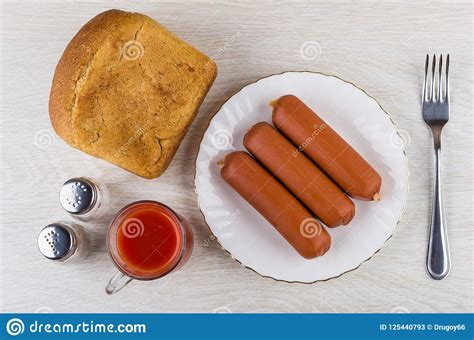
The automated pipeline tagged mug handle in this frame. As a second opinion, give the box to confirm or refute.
[106,272,133,295]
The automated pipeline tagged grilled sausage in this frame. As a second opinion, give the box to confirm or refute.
[271,95,382,201]
[244,122,355,227]
[220,151,331,259]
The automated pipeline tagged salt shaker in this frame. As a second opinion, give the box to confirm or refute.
[59,177,109,221]
[37,223,89,262]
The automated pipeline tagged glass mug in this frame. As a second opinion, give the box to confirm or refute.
[106,200,193,294]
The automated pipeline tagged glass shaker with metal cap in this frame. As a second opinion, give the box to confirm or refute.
[37,222,89,262]
[59,177,109,221]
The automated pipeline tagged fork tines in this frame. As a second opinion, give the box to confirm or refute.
[423,54,450,103]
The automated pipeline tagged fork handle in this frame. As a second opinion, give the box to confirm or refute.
[426,147,451,280]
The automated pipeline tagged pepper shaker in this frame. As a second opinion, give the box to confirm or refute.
[37,223,89,262]
[59,177,109,221]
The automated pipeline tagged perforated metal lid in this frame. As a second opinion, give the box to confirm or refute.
[38,223,76,260]
[59,178,97,215]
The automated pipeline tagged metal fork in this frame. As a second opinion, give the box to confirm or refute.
[422,54,450,280]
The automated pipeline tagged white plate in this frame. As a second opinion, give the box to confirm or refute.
[195,71,408,282]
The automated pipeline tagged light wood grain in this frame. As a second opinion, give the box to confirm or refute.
[0,0,472,313]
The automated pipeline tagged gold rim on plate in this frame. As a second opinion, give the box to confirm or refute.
[193,70,410,284]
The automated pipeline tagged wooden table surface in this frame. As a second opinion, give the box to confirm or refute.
[1,0,472,313]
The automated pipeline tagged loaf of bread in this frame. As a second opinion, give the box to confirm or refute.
[49,9,217,179]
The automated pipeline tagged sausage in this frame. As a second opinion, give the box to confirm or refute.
[243,122,355,227]
[220,151,331,259]
[271,95,382,201]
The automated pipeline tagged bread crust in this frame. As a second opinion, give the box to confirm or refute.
[49,9,217,179]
